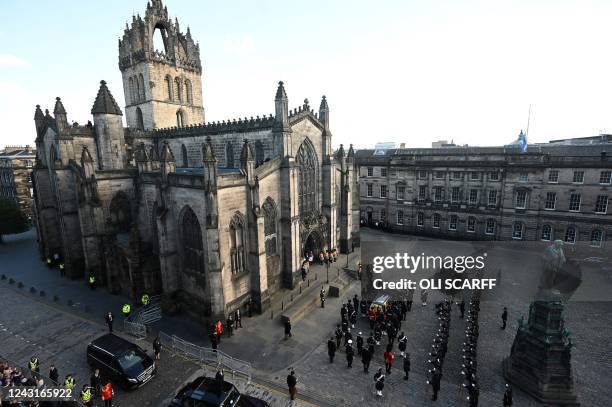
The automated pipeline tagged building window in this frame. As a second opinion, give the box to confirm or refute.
[381,168,387,177]
[185,79,193,104]
[180,206,205,275]
[229,213,246,273]
[397,210,404,225]
[417,212,424,227]
[397,185,405,200]
[176,110,185,127]
[512,222,524,239]
[470,172,480,181]
[432,213,440,228]
[380,185,388,198]
[515,190,527,209]
[564,227,576,244]
[595,195,608,214]
[488,190,497,207]
[541,224,552,241]
[453,171,462,180]
[449,215,457,230]
[572,171,584,183]
[297,140,318,216]
[590,229,603,247]
[263,198,278,256]
[181,144,188,167]
[434,187,443,203]
[435,171,445,179]
[380,209,386,223]
[544,192,556,210]
[174,77,183,101]
[467,217,476,232]
[165,75,173,100]
[519,172,528,182]
[128,77,135,104]
[489,171,499,181]
[367,184,373,197]
[418,170,427,180]
[138,74,145,101]
[548,170,559,183]
[136,107,144,130]
[418,185,427,201]
[569,193,581,212]
[367,167,373,177]
[226,143,234,168]
[451,187,461,203]
[485,219,495,235]
[469,189,478,205]
[600,171,612,184]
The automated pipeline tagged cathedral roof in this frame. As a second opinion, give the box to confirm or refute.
[275,81,287,100]
[91,80,123,116]
[34,105,44,121]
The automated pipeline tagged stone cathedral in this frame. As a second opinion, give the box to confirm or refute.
[31,0,360,321]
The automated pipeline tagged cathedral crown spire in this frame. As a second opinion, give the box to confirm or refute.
[53,97,67,115]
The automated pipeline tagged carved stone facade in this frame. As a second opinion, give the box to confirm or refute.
[31,0,359,323]
[0,145,36,215]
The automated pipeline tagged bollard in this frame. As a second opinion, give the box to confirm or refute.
[315,273,318,281]
[9,278,14,284]
[271,311,274,319]
[30,287,37,294]
[308,279,310,287]
[53,295,59,302]
[291,294,293,302]
[39,291,45,297]
[1,274,5,280]
[17,282,24,288]
[299,285,302,294]
[281,301,284,310]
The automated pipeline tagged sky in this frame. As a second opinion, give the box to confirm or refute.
[2,0,612,149]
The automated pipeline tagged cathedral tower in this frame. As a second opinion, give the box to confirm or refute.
[118,0,204,130]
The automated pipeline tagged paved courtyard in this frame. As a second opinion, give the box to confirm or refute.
[1,228,611,406]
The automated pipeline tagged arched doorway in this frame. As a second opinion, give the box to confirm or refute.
[303,230,323,259]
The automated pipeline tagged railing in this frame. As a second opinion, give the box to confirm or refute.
[158,332,252,383]
[123,318,147,340]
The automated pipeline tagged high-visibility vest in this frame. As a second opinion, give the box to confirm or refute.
[46,258,52,264]
[88,276,95,284]
[141,294,150,305]
[29,358,39,369]
[122,304,131,314]
[59,264,65,270]
[81,388,92,402]
[64,377,74,389]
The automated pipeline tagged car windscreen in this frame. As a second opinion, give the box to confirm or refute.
[117,348,147,371]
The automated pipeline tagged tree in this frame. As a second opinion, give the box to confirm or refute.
[0,197,29,243]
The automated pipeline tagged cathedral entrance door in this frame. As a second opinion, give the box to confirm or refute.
[304,231,323,259]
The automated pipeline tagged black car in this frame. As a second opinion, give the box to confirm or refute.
[169,376,270,407]
[87,333,156,390]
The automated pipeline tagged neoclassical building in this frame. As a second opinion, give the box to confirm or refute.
[31,0,359,321]
[356,136,611,248]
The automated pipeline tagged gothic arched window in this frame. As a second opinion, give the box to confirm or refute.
[229,212,246,274]
[255,141,264,165]
[176,110,185,127]
[262,198,277,256]
[180,206,205,275]
[138,74,145,101]
[135,76,141,103]
[136,107,144,130]
[165,75,173,100]
[181,144,188,167]
[129,77,135,104]
[225,143,234,168]
[297,139,318,216]
[174,77,182,102]
[185,79,193,104]
[109,191,132,233]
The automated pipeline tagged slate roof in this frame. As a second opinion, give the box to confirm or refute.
[91,80,123,116]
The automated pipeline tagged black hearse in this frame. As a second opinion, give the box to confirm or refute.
[86,333,156,389]
[169,376,270,407]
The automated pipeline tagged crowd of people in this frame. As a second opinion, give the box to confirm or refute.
[461,294,480,406]
[0,356,116,407]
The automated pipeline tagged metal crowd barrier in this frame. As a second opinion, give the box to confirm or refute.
[123,318,147,340]
[157,332,252,383]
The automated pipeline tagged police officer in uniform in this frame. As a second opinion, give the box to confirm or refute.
[59,262,66,277]
[345,339,354,368]
[29,356,40,375]
[327,336,336,363]
[88,274,96,290]
[81,384,93,406]
[503,383,513,406]
[64,374,75,390]
[48,365,59,385]
[361,347,371,373]
[105,311,114,332]
[122,303,131,319]
[141,293,150,308]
